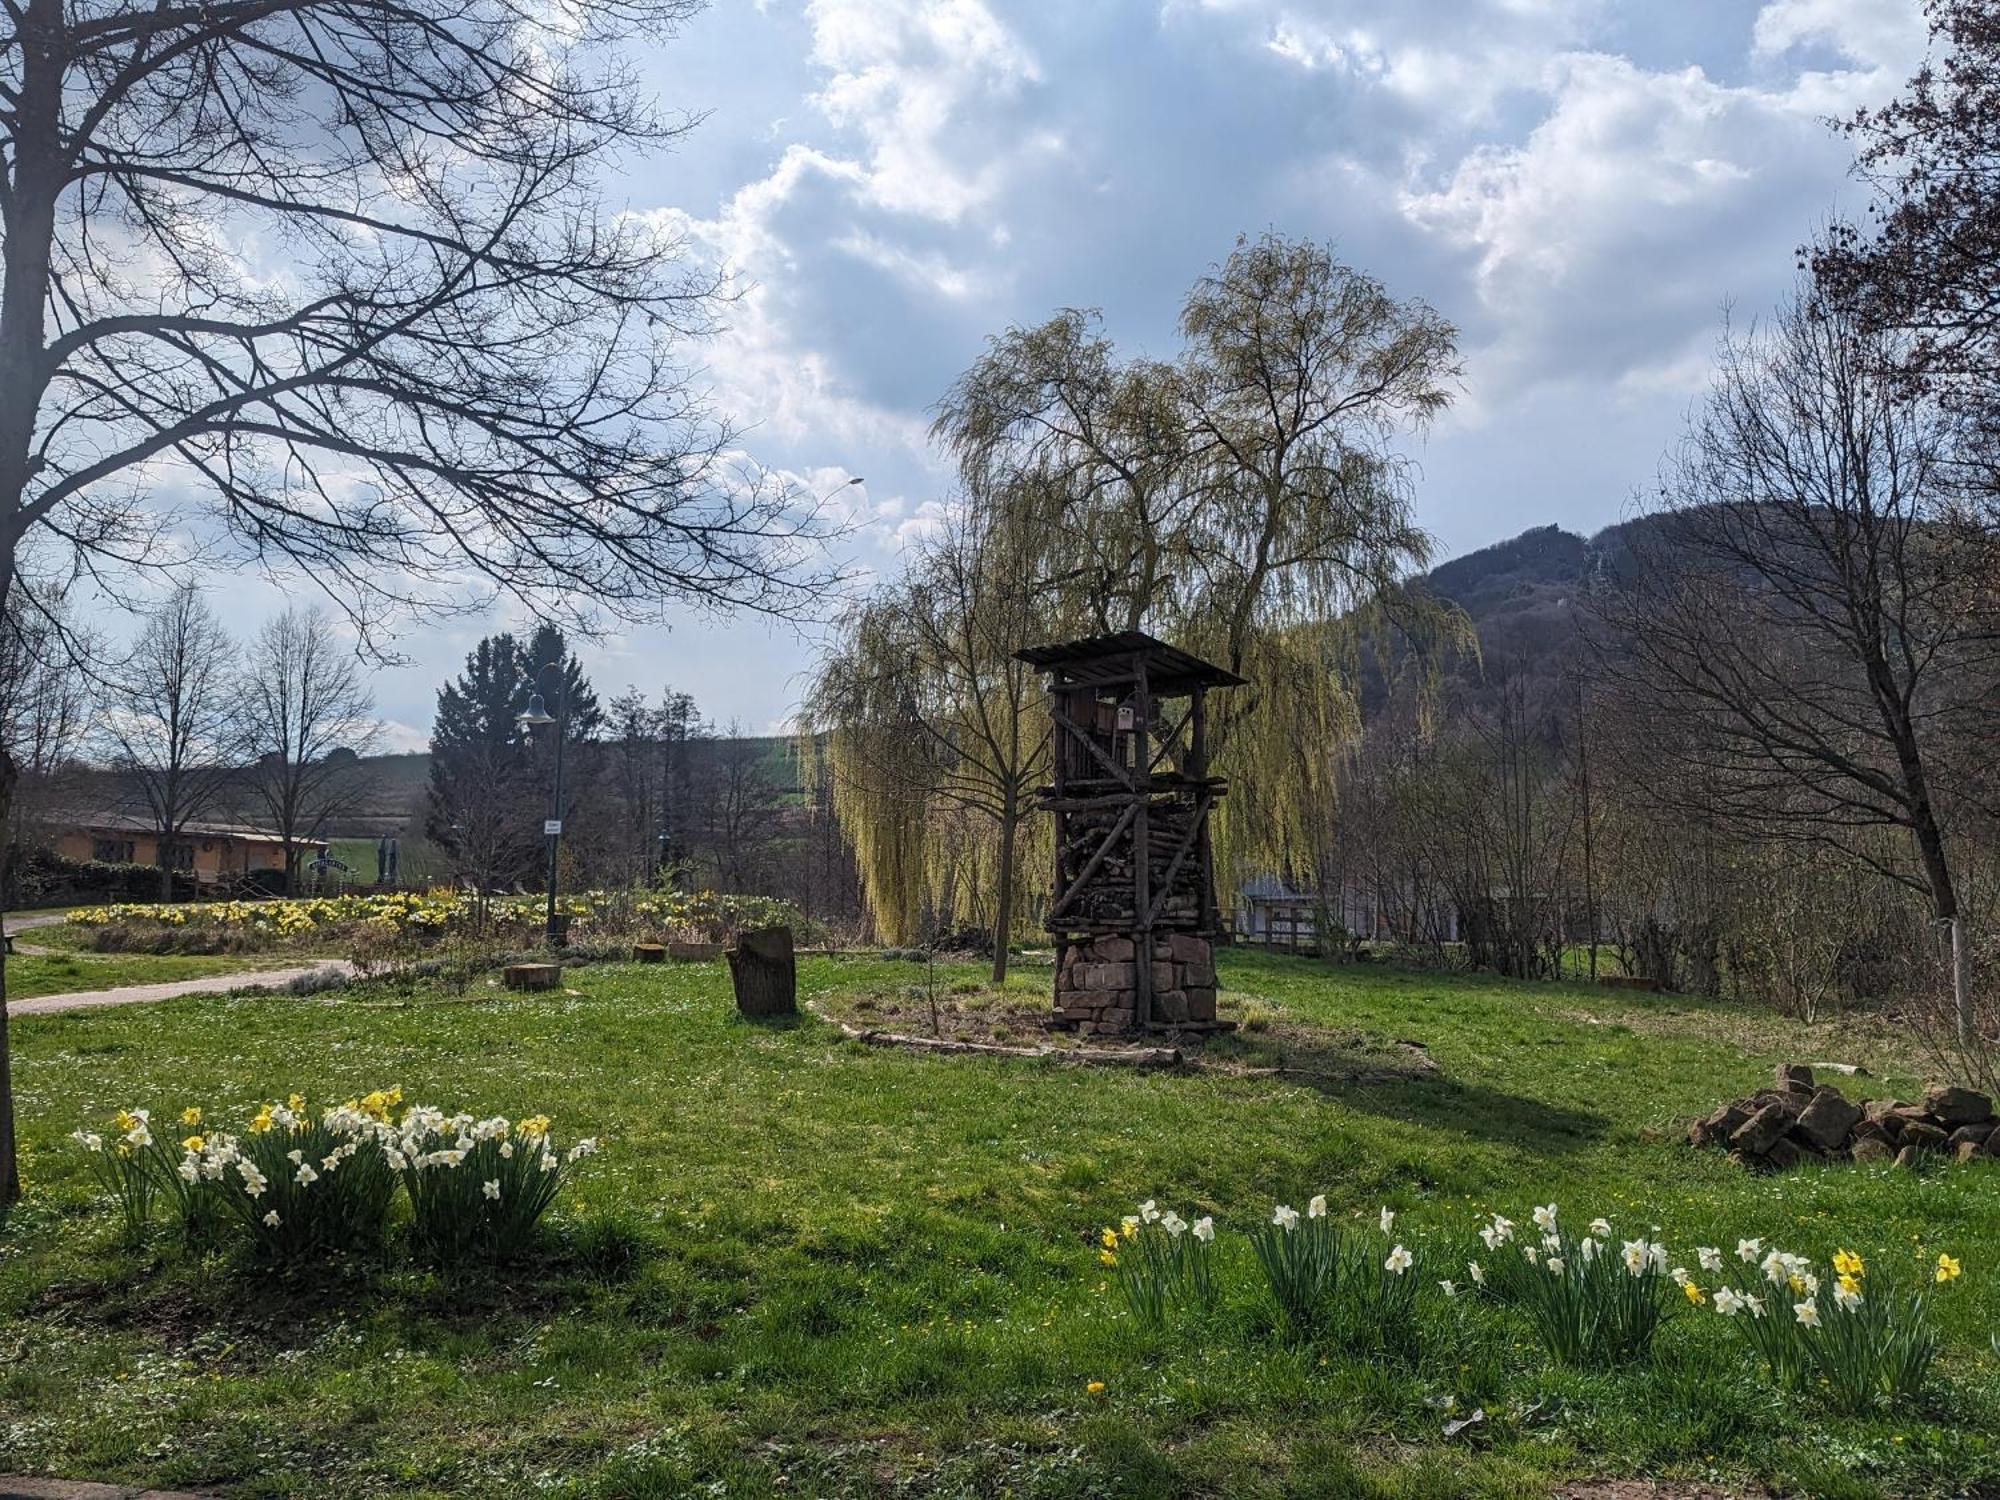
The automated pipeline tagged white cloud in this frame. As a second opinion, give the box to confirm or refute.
[804,0,1040,222]
[1751,0,1927,74]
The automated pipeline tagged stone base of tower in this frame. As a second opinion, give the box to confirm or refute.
[1053,933,1218,1034]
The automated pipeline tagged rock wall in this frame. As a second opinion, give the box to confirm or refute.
[1055,932,1217,1034]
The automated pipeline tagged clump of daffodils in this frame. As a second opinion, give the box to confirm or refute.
[71,1109,156,1243]
[1707,1239,1951,1411]
[1471,1205,1673,1368]
[1245,1196,1419,1354]
[395,1106,600,1262]
[1099,1200,1217,1325]
[71,1089,599,1266]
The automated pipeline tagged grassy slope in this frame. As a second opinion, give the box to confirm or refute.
[1,952,1995,1499]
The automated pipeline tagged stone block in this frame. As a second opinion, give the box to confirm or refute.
[1895,1145,1924,1169]
[1957,1140,1988,1163]
[1093,935,1135,963]
[1185,986,1217,1021]
[1167,934,1209,963]
[1083,961,1135,991]
[1730,1103,1793,1155]
[1151,961,1176,991]
[1748,1089,1806,1120]
[1988,1123,2000,1156]
[1762,1137,1803,1170]
[1850,1136,1895,1164]
[1690,1102,1750,1148]
[1948,1124,1991,1152]
[1923,1085,1993,1127]
[1154,989,1189,1023]
[1775,1062,1815,1092]
[1900,1120,1950,1154]
[1794,1086,1863,1151]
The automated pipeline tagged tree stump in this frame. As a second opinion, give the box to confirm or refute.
[727,926,796,1018]
[633,943,666,963]
[503,963,562,992]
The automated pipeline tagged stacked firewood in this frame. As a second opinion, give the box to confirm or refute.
[1057,801,1203,925]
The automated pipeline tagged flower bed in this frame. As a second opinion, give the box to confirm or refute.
[73,1089,598,1264]
[67,887,798,953]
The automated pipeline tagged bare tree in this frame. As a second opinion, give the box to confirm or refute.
[0,0,834,1205]
[0,582,93,851]
[1595,291,2000,1041]
[240,608,381,891]
[98,587,240,898]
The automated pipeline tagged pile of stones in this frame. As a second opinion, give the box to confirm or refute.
[1689,1063,1999,1171]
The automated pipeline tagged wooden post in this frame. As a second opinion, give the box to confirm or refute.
[1132,655,1152,1030]
[727,925,797,1018]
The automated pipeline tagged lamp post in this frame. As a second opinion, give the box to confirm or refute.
[518,662,569,951]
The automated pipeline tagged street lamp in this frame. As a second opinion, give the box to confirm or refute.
[518,664,568,951]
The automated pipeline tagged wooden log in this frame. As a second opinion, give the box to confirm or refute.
[503,962,562,992]
[633,942,666,963]
[829,1018,1183,1069]
[727,925,797,1017]
[667,940,724,962]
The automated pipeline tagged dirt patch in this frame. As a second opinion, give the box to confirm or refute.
[814,981,1438,1088]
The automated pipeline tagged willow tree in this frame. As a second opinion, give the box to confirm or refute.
[926,233,1462,895]
[801,509,1050,977]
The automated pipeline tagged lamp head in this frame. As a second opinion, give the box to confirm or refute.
[519,692,556,728]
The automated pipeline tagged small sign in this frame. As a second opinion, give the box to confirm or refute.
[543,818,563,836]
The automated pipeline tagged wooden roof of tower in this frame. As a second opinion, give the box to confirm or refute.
[1013,630,1246,694]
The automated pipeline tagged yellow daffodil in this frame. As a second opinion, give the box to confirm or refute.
[1936,1253,1962,1283]
[1087,1380,1106,1394]
[1100,1228,1119,1251]
[1832,1249,1864,1278]
[180,1106,202,1127]
[249,1107,274,1134]
[1121,1222,1137,1241]
[1683,1281,1705,1306]
[1837,1272,1862,1298]
[1099,1249,1118,1267]
[182,1135,205,1153]
[286,1093,306,1114]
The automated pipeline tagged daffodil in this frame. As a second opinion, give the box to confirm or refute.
[1272,1204,1300,1231]
[1683,1281,1705,1305]
[1794,1300,1821,1327]
[1936,1253,1962,1283]
[1385,1244,1412,1275]
[1833,1248,1864,1278]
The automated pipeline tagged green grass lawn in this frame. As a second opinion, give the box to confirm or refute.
[2,952,1996,1498]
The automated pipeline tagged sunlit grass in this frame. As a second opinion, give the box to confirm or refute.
[1,951,1995,1498]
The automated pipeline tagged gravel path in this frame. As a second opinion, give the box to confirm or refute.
[9,960,355,1016]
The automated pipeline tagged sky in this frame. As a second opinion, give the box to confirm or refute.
[205,0,1930,751]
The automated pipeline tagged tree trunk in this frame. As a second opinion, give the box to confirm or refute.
[727,925,796,1018]
[0,743,20,1206]
[990,790,1017,984]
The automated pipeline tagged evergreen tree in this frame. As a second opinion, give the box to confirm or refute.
[522,623,604,742]
[426,634,538,887]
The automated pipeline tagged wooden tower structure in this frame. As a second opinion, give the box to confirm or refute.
[1015,631,1245,1033]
